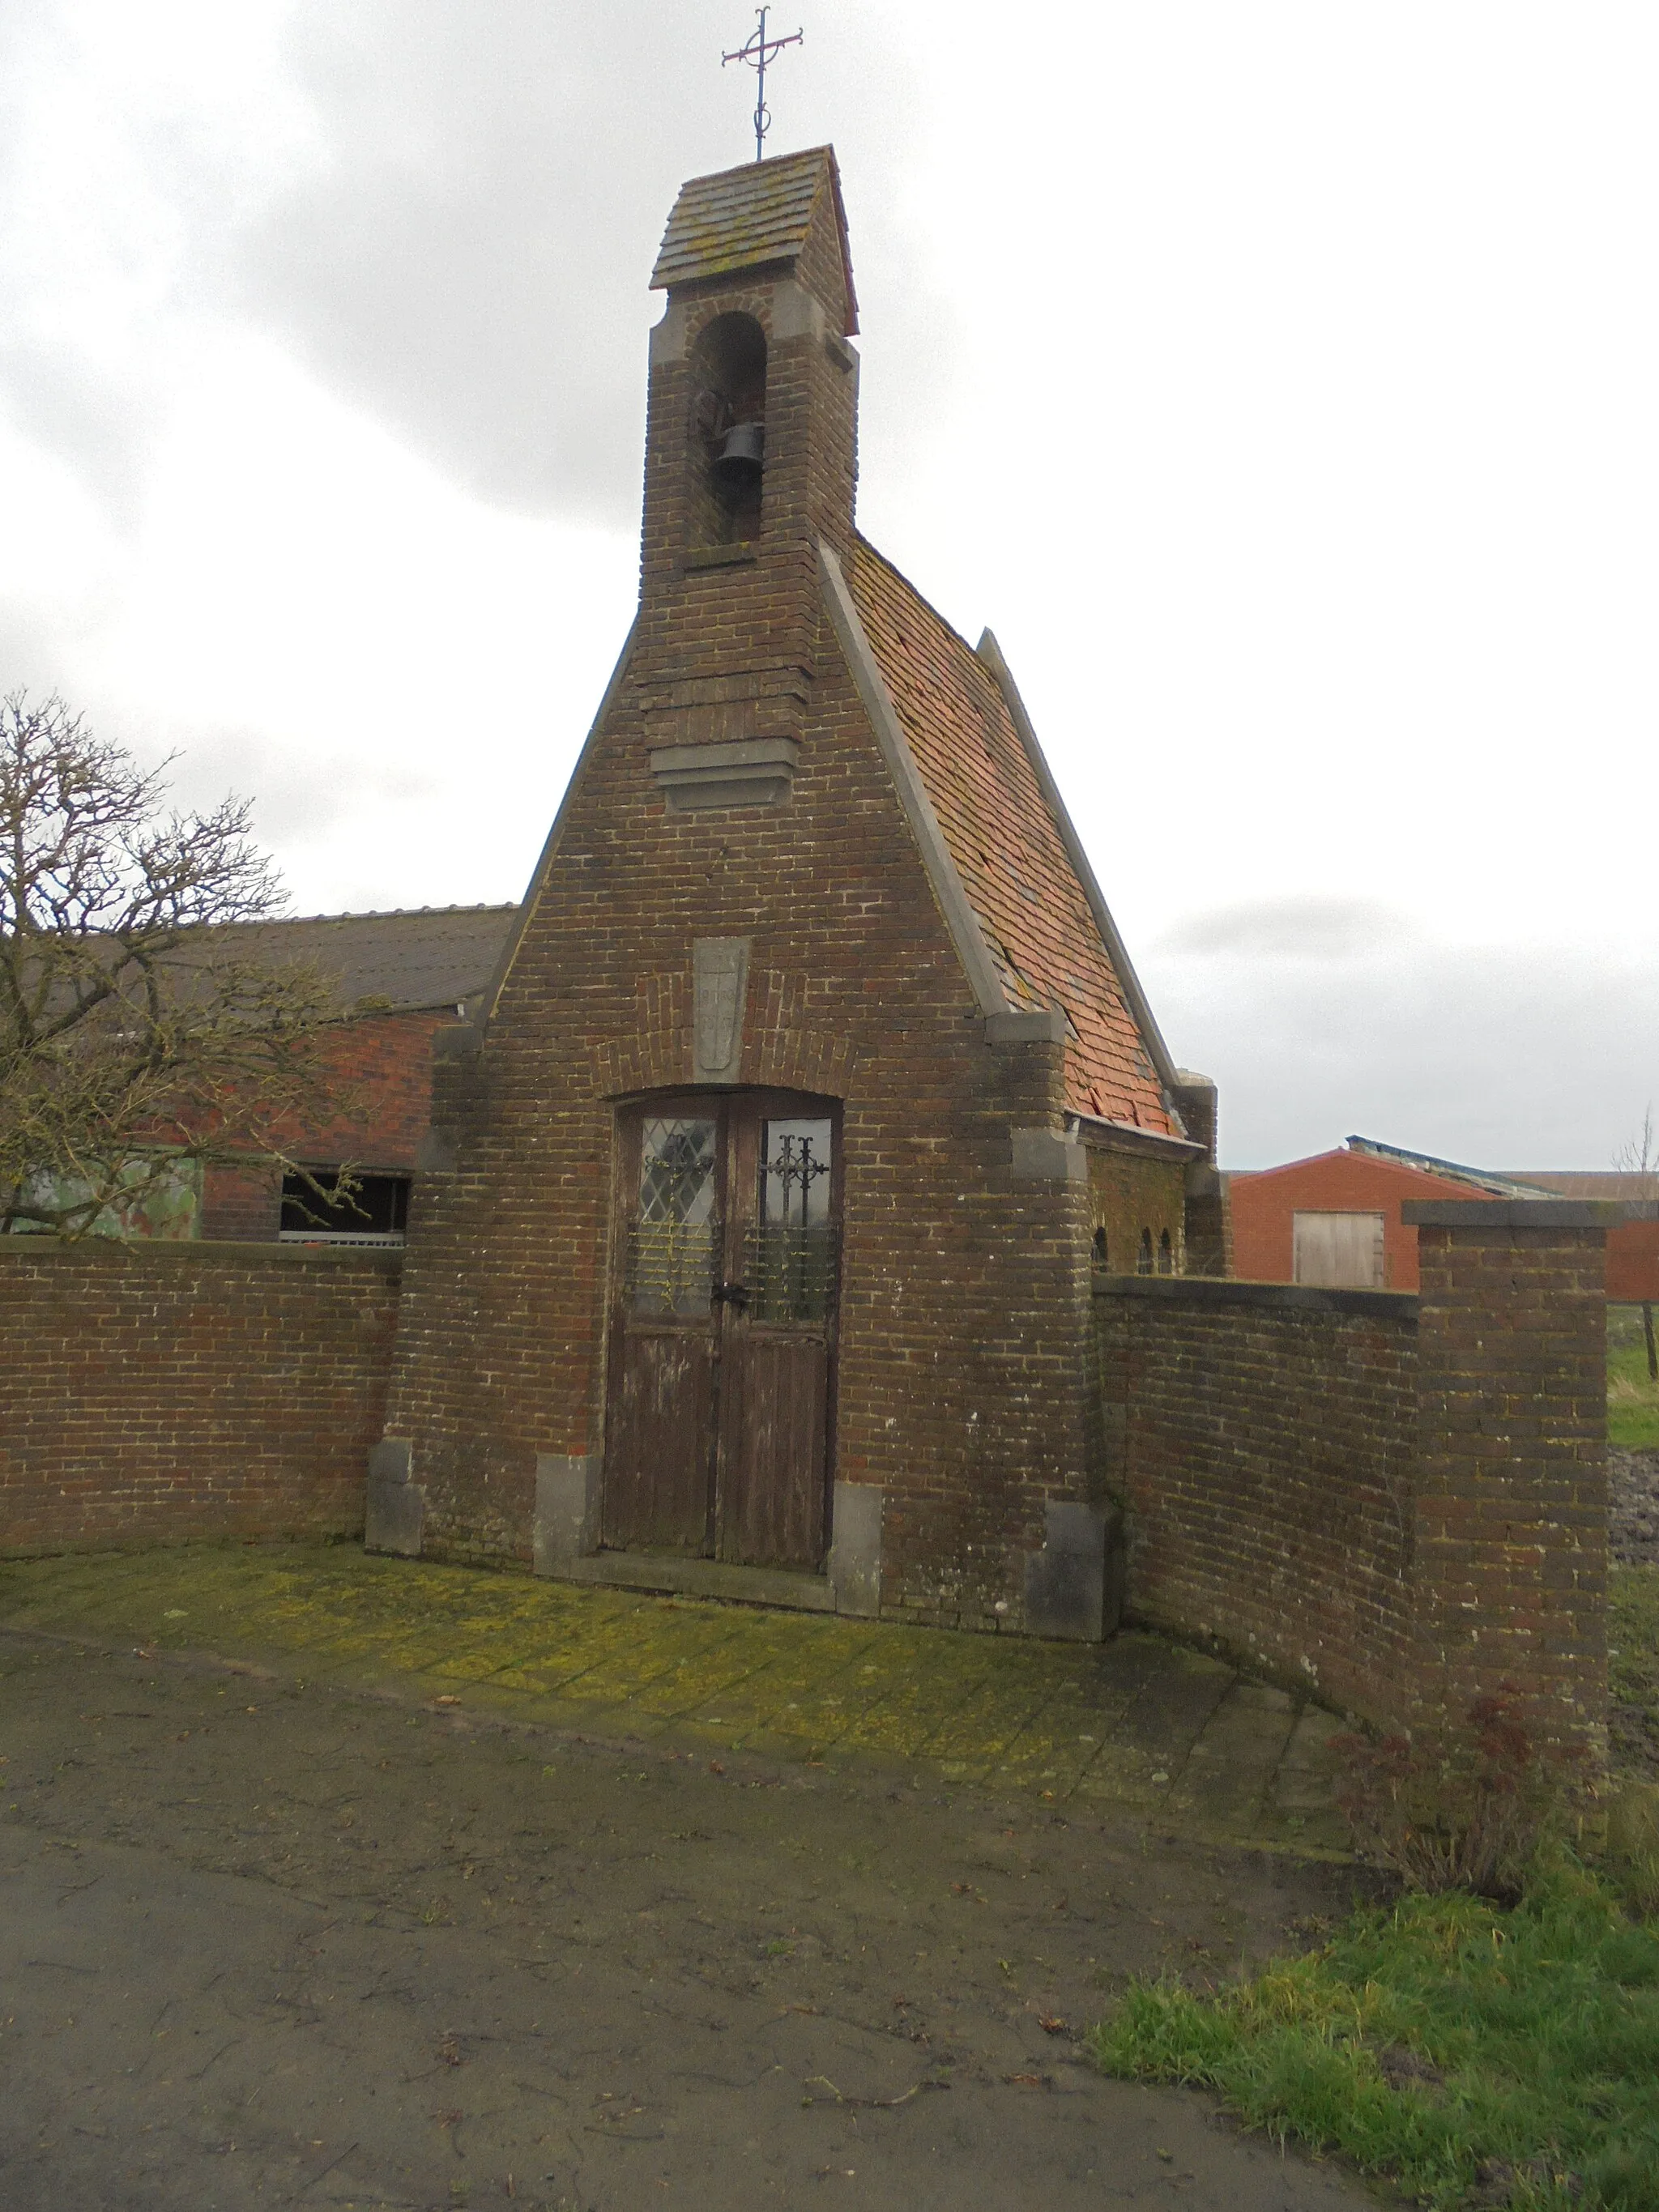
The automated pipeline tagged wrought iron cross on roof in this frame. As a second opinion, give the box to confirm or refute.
[723,7,803,164]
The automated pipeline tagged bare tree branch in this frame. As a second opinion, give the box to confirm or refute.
[1,689,355,1238]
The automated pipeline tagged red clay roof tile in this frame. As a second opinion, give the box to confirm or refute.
[846,540,1172,1132]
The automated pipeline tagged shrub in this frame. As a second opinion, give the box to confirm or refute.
[1331,1690,1592,1904]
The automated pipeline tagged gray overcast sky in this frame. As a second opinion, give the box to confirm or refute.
[2,1,1656,1167]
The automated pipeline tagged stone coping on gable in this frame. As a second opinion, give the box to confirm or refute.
[1401,1198,1659,1229]
[0,1238,403,1271]
[1094,1273,1418,1323]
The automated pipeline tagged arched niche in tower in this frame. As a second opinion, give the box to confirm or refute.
[687,310,767,546]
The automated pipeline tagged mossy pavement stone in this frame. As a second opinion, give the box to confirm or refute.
[0,1542,1344,1848]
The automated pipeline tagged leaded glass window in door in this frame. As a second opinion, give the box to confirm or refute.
[748,1117,835,1322]
[629,1116,719,1315]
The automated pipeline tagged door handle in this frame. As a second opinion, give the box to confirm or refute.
[712,1281,750,1311]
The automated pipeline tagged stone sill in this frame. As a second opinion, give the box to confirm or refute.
[0,1238,403,1270]
[681,543,759,573]
[545,1549,835,1613]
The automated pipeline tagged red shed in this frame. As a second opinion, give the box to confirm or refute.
[1228,1138,1546,1292]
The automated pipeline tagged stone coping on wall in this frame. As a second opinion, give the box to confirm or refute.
[1402,1198,1659,1229]
[0,1239,403,1270]
[1093,1272,1417,1323]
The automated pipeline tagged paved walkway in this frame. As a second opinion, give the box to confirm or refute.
[0,1543,1346,1852]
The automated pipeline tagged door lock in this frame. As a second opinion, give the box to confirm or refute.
[711,1280,750,1311]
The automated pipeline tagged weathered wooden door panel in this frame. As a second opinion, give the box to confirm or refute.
[1293,1209,1385,1289]
[720,1332,829,1568]
[601,1329,716,1551]
[603,1093,838,1572]
[603,1106,723,1553]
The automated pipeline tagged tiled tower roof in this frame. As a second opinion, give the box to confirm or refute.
[650,146,858,331]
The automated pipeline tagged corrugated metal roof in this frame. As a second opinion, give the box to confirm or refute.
[846,540,1175,1135]
[1344,1136,1550,1200]
[650,147,856,330]
[176,906,518,1014]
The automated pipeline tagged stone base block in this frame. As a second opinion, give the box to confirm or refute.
[1024,1501,1123,1642]
[365,1438,422,1558]
[827,1481,883,1617]
[533,1455,599,1575]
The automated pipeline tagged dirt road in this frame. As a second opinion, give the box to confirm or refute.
[0,1625,1380,2211]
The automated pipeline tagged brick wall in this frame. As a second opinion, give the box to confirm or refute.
[1097,1200,1614,1761]
[1410,1208,1609,1762]
[199,1008,453,1240]
[0,1242,400,1555]
[1087,1149,1186,1278]
[1096,1276,1420,1722]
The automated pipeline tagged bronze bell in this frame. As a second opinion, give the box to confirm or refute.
[711,419,764,490]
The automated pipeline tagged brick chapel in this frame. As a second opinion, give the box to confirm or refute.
[368,148,1222,1640]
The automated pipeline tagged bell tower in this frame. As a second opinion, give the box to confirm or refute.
[633,148,860,791]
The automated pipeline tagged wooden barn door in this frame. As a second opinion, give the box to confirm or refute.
[603,1093,838,1571]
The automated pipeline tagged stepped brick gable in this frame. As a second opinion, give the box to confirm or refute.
[376,147,1211,1635]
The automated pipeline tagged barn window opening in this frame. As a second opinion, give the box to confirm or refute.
[1137,1228,1154,1275]
[279,1170,410,1245]
[1158,1230,1174,1275]
[1091,1225,1109,1271]
[689,310,767,545]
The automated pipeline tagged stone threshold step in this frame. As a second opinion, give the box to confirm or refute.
[548,1550,837,1613]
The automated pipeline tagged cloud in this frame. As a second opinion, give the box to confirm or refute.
[1154,896,1421,961]
[228,0,929,522]
[1145,936,1659,1170]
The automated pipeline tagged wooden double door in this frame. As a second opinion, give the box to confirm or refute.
[602,1090,839,1571]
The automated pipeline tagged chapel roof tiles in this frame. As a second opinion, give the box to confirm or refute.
[650,147,857,330]
[845,540,1175,1135]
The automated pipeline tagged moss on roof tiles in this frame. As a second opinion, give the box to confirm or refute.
[650,147,857,330]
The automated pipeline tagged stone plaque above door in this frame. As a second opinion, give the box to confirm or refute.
[693,937,751,1084]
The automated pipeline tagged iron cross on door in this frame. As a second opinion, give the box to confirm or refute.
[603,1091,840,1571]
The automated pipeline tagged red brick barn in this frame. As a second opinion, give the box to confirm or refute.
[1228,1136,1547,1291]
[197,906,516,1243]
[100,906,514,1244]
[1500,1173,1659,1303]
[372,149,1218,1639]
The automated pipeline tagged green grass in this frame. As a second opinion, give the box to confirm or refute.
[1612,1569,1659,1784]
[1092,1857,1659,2209]
[1609,1307,1659,1452]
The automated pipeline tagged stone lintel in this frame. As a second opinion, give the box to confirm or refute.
[649,738,800,813]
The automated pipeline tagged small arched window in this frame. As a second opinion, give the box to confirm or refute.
[1137,1228,1154,1276]
[1158,1229,1174,1276]
[1091,1225,1108,1272]
[689,310,767,546]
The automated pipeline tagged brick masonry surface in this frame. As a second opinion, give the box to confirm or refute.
[1096,1276,1420,1725]
[382,162,1107,1625]
[1097,1208,1612,1761]
[1411,1218,1609,1762]
[201,1008,456,1241]
[0,1243,400,1555]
